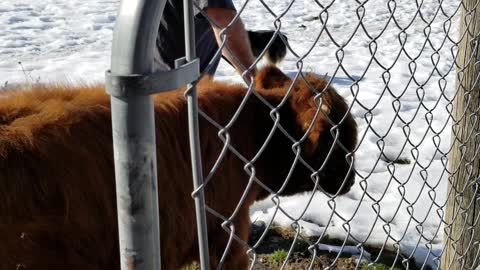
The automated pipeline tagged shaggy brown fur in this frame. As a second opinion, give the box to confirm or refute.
[0,66,357,270]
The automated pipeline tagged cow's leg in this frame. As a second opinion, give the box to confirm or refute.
[209,213,251,270]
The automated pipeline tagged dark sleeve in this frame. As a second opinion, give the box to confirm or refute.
[196,0,236,11]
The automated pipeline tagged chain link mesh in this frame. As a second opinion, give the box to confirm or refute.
[186,0,480,269]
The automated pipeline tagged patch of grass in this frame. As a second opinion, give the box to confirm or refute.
[392,158,411,165]
[380,156,411,165]
[181,263,199,270]
[251,225,414,269]
[18,61,40,85]
[361,262,402,270]
[268,249,289,265]
[292,239,310,253]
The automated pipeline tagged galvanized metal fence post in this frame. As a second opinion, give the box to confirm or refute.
[183,0,211,269]
[107,0,166,269]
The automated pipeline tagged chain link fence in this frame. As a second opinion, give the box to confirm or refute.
[178,0,480,269]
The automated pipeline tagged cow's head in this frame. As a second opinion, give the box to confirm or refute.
[254,66,357,197]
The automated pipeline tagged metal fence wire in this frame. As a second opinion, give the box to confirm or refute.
[181,0,480,269]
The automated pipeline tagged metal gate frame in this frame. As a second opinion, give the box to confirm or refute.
[105,0,210,269]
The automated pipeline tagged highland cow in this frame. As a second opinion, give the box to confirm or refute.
[0,66,357,269]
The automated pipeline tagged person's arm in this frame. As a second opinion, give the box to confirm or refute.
[205,8,257,80]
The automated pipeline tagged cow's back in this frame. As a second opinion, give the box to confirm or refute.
[0,86,120,269]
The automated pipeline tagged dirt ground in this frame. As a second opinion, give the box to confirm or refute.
[184,221,422,270]
[248,221,407,270]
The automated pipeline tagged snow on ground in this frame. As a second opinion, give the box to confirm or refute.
[0,0,463,268]
[0,0,116,84]
[240,0,461,268]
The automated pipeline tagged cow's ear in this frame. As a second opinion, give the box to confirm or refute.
[255,65,291,90]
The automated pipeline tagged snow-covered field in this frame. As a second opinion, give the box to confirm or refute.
[0,0,463,268]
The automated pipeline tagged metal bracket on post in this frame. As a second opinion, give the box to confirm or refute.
[105,57,200,97]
